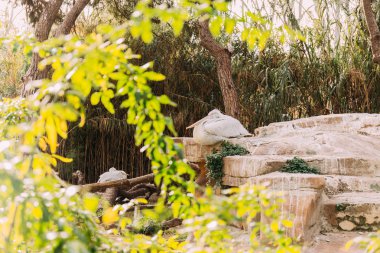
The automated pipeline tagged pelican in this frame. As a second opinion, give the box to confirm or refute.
[186,109,251,145]
[98,167,128,183]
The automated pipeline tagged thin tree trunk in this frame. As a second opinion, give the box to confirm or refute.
[362,0,380,64]
[198,20,240,118]
[22,0,90,96]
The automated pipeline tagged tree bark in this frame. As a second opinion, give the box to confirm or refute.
[362,0,380,64]
[53,0,91,37]
[22,0,91,96]
[198,20,240,118]
[22,0,64,96]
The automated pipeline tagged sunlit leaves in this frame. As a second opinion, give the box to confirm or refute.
[90,92,101,105]
[102,207,119,225]
[209,16,224,37]
[83,195,99,213]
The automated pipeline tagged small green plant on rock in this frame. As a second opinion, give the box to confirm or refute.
[206,141,250,186]
[281,157,320,174]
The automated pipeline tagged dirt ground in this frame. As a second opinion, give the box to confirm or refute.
[227,228,368,253]
[302,232,367,253]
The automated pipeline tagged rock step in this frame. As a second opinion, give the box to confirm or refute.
[222,155,380,186]
[324,175,380,196]
[323,192,380,232]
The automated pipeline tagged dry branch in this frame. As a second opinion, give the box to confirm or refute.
[81,173,155,192]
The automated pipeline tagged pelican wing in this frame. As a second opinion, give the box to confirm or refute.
[203,116,249,138]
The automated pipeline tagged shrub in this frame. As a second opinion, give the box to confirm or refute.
[281,157,320,174]
[206,141,250,186]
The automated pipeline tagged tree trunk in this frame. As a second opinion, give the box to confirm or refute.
[22,0,91,96]
[22,0,64,96]
[362,0,380,64]
[198,20,240,118]
[53,0,91,37]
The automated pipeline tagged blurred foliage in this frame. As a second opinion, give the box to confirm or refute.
[0,42,28,98]
[206,141,249,186]
[347,230,380,252]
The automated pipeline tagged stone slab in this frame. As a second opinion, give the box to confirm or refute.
[222,155,380,187]
[173,137,220,163]
[323,192,380,231]
[247,172,325,191]
[254,113,380,137]
[261,190,322,242]
[324,175,380,195]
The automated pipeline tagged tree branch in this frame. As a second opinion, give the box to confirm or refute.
[81,173,155,192]
[34,0,64,41]
[53,0,91,36]
[362,0,380,64]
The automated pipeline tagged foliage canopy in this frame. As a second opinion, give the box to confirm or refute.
[0,0,305,251]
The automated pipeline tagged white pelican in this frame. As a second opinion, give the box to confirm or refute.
[98,167,128,183]
[186,109,251,145]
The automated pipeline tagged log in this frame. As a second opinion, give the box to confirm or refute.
[81,173,155,192]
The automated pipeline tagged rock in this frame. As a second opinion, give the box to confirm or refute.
[248,172,325,191]
[178,114,380,184]
[256,173,324,242]
[176,113,380,242]
[324,175,380,195]
[323,192,380,231]
[338,220,356,231]
[173,137,220,163]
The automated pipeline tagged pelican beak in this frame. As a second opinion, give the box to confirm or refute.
[186,116,209,129]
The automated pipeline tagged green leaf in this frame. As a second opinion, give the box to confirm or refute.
[158,95,176,106]
[209,17,223,37]
[90,92,102,105]
[172,19,184,37]
[144,72,166,81]
[83,195,99,213]
[224,18,236,35]
[101,96,115,114]
[52,154,73,163]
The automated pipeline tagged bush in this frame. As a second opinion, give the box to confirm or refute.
[281,157,320,174]
[206,141,249,186]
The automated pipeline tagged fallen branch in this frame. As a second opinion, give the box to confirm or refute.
[81,173,155,192]
[119,184,157,200]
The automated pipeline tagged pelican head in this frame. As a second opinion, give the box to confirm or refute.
[186,109,222,129]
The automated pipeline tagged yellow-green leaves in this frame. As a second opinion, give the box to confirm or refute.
[45,117,57,153]
[83,195,99,213]
[90,92,101,105]
[143,72,165,81]
[224,18,236,35]
[102,207,119,225]
[209,16,224,37]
